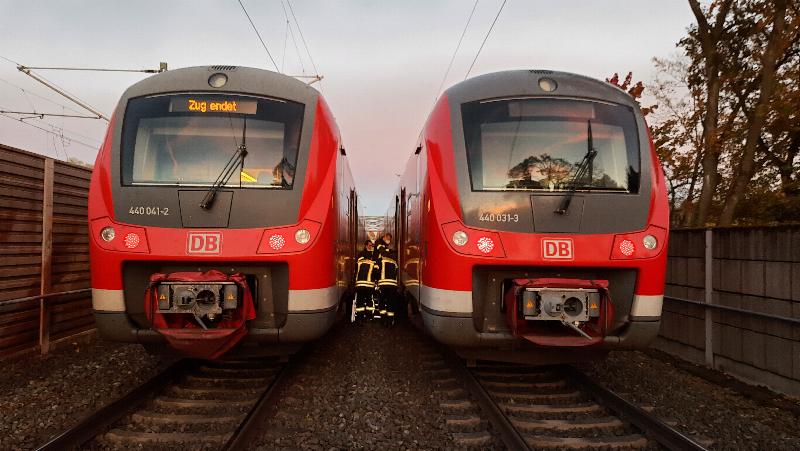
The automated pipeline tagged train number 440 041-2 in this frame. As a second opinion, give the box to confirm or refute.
[129,206,169,216]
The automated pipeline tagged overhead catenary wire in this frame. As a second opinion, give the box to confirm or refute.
[0,102,103,145]
[464,0,508,80]
[16,66,166,73]
[280,4,290,72]
[0,76,90,116]
[285,1,320,78]
[434,0,480,104]
[0,113,100,150]
[0,109,100,119]
[0,54,22,66]
[281,0,307,75]
[237,0,281,72]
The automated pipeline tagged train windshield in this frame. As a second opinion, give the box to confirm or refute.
[121,94,304,188]
[462,98,640,192]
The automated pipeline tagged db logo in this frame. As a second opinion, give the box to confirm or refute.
[542,238,573,260]
[187,232,222,254]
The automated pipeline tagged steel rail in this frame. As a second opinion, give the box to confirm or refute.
[564,366,708,451]
[443,350,531,450]
[220,364,290,450]
[35,359,191,451]
[221,344,313,450]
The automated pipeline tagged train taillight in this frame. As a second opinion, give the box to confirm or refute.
[476,236,495,254]
[124,233,141,249]
[619,239,635,257]
[268,234,286,250]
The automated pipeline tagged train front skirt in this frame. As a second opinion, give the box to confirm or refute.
[504,278,615,347]
[144,270,256,359]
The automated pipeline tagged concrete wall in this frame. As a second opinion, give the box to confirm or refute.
[656,226,800,397]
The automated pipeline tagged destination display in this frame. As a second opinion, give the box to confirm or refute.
[169,97,258,115]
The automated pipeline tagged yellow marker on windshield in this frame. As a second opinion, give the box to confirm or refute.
[240,171,257,183]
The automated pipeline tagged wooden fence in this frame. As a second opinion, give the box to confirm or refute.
[0,144,94,358]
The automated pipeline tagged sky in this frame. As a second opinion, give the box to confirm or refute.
[0,0,696,214]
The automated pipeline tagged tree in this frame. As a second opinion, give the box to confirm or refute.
[67,156,93,169]
[719,0,789,225]
[687,0,735,227]
[648,0,800,226]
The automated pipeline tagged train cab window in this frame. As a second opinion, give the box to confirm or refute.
[462,98,640,193]
[121,94,304,188]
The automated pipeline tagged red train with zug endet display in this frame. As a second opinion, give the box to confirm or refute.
[88,66,360,359]
[388,70,669,364]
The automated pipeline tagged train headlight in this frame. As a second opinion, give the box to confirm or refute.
[208,73,228,88]
[642,234,658,250]
[538,77,558,92]
[452,230,468,246]
[100,226,116,242]
[295,229,311,244]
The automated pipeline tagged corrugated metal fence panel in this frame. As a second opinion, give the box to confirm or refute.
[0,144,94,358]
[51,160,93,340]
[0,146,44,302]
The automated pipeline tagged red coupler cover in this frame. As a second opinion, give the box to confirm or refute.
[144,270,256,359]
[505,278,614,347]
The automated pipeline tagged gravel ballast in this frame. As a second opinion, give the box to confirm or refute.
[253,321,455,450]
[1,339,165,450]
[6,325,799,450]
[580,350,800,450]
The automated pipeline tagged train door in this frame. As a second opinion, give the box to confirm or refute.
[344,188,356,294]
[400,188,407,255]
[394,195,400,266]
[349,189,357,256]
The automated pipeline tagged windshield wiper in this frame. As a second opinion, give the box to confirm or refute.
[199,118,247,210]
[554,120,597,215]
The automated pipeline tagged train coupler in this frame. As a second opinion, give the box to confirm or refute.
[504,278,615,347]
[144,270,256,359]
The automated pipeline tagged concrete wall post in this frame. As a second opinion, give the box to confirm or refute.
[704,229,714,367]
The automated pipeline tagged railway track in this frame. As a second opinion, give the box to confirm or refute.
[445,357,710,450]
[35,357,290,450]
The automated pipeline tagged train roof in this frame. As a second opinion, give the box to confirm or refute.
[118,65,320,106]
[443,69,639,109]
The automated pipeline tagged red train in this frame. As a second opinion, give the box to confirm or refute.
[88,66,359,359]
[388,70,669,364]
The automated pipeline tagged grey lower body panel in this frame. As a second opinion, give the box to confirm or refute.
[420,308,660,364]
[94,306,338,354]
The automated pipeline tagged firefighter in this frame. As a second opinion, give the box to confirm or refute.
[353,240,378,323]
[375,233,399,326]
